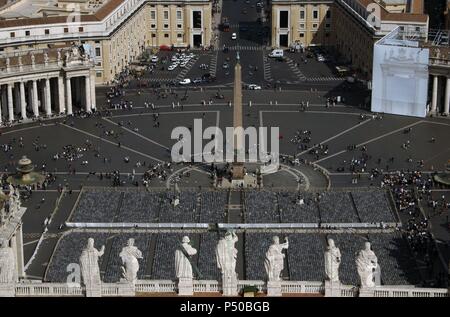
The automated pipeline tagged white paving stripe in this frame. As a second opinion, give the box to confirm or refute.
[61,124,165,163]
[102,117,170,150]
[313,120,425,163]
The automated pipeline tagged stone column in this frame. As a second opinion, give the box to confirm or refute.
[431,75,438,113]
[7,83,14,122]
[90,73,96,111]
[85,75,91,112]
[14,84,21,114]
[45,78,51,116]
[444,77,450,115]
[0,86,3,124]
[19,81,27,120]
[66,77,73,115]
[32,80,39,117]
[58,76,65,114]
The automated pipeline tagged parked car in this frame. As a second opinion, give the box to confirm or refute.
[179,78,191,85]
[269,49,284,58]
[192,78,203,84]
[247,84,261,90]
[231,33,237,40]
[150,56,159,63]
[222,62,229,69]
[168,64,177,71]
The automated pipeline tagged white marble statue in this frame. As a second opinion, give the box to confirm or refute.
[30,53,35,66]
[71,46,80,58]
[5,57,10,70]
[119,238,142,284]
[0,238,16,283]
[264,236,288,281]
[43,52,49,65]
[216,231,238,277]
[324,238,341,282]
[175,236,197,279]
[356,242,378,288]
[79,238,105,285]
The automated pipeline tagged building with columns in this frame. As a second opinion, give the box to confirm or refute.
[0,45,96,124]
[0,0,213,85]
[428,41,450,115]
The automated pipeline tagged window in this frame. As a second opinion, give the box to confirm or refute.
[164,34,169,38]
[177,23,182,29]
[95,47,101,57]
[193,11,202,28]
[95,40,100,44]
[326,10,331,19]
[177,10,182,20]
[150,10,156,20]
[415,27,420,32]
[300,10,305,20]
[300,23,305,29]
[96,72,102,78]
[325,23,330,28]
[151,24,156,28]
[164,10,169,20]
[151,33,156,38]
[177,33,183,38]
[25,30,30,36]
[299,33,304,38]
[325,33,330,37]
[312,23,318,29]
[164,24,169,29]
[312,10,318,20]
[64,28,69,33]
[10,32,15,38]
[45,29,50,35]
[79,27,84,32]
[279,10,288,28]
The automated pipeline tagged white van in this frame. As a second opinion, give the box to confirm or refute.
[269,49,284,58]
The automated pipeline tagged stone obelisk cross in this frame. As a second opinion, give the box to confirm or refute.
[231,52,245,184]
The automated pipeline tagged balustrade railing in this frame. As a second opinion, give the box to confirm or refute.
[135,280,176,293]
[7,281,449,297]
[372,286,448,297]
[193,280,220,292]
[15,283,83,296]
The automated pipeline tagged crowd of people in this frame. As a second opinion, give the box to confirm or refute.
[381,171,448,286]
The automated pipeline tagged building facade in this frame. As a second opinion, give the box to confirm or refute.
[0,0,213,84]
[271,0,429,78]
[271,0,334,48]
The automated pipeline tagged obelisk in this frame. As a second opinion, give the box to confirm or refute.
[232,52,245,183]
